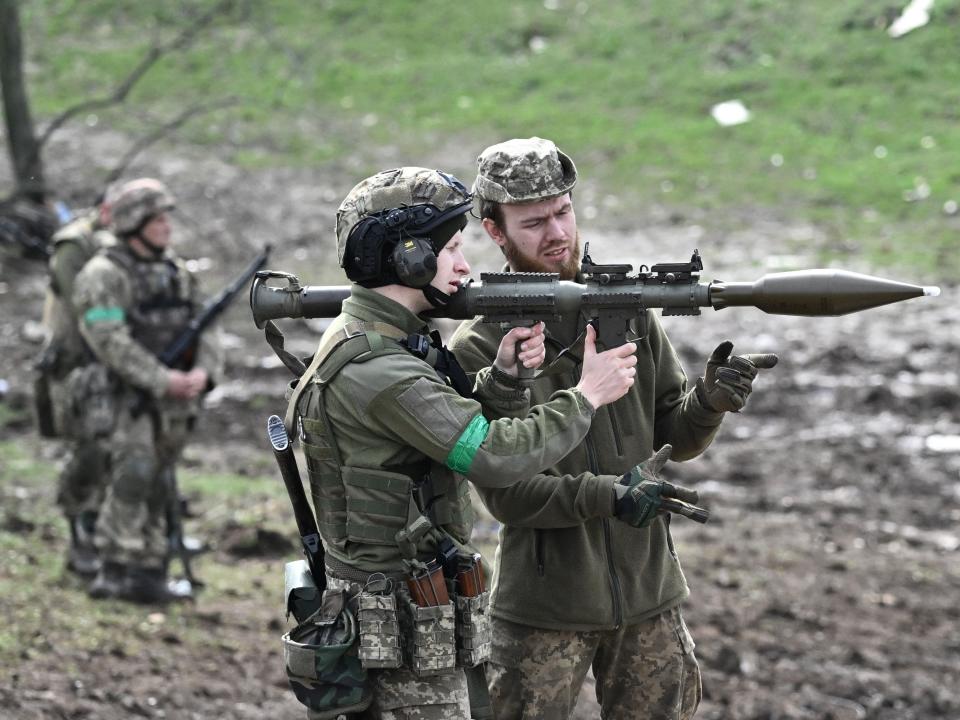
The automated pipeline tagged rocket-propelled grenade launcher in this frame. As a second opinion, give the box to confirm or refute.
[250,247,940,349]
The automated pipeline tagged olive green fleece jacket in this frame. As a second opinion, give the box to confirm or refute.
[449,307,725,631]
[300,286,597,573]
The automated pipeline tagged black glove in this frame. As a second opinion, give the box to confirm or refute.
[696,340,778,413]
[613,445,701,528]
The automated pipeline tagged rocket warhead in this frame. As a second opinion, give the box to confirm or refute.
[709,269,940,316]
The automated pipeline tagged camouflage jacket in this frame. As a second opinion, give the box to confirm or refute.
[73,242,221,409]
[296,286,596,574]
[40,210,116,375]
[449,280,725,631]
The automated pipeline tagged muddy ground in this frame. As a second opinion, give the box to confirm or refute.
[1,128,958,719]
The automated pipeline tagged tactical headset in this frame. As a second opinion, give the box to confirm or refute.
[344,199,472,289]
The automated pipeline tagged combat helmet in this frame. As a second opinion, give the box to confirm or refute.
[335,167,472,292]
[473,136,577,204]
[111,178,176,237]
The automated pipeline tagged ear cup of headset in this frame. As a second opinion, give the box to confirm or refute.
[392,236,437,288]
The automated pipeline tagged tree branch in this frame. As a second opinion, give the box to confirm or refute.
[102,96,240,186]
[37,0,234,149]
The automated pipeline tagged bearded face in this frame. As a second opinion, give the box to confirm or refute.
[490,194,581,280]
[502,228,582,280]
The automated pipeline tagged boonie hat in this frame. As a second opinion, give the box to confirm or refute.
[473,137,577,204]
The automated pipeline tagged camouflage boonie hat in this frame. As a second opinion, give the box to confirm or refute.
[111,178,175,235]
[335,166,472,266]
[473,137,577,204]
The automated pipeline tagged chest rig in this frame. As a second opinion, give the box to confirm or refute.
[283,320,474,573]
[103,246,195,357]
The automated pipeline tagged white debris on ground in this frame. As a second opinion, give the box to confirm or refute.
[888,0,935,38]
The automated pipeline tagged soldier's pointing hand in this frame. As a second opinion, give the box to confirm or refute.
[697,340,778,413]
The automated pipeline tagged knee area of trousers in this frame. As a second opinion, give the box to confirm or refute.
[112,452,157,502]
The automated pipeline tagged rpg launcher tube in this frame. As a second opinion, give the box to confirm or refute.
[249,269,939,326]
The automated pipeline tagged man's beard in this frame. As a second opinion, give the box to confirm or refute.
[502,230,582,280]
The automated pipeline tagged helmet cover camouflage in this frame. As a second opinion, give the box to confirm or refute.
[111,178,175,236]
[473,137,577,204]
[335,167,472,267]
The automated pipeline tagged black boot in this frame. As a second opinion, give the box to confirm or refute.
[125,565,194,605]
[88,561,129,599]
[66,512,101,578]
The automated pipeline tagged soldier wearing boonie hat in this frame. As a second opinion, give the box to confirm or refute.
[278,165,639,720]
[470,137,582,281]
[451,138,778,719]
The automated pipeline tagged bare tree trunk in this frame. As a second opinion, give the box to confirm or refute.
[0,0,45,202]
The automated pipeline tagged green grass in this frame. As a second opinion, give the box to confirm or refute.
[15,0,960,277]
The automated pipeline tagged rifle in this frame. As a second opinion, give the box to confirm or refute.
[267,415,325,591]
[249,247,940,350]
[161,244,272,369]
[162,465,202,589]
[147,246,271,586]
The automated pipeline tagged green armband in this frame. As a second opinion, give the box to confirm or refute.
[446,414,489,474]
[83,306,125,325]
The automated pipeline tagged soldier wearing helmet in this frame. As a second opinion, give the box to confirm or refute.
[36,182,123,578]
[449,138,778,720]
[282,166,639,719]
[71,177,222,604]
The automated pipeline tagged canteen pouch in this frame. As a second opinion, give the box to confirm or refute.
[282,588,372,719]
[399,592,457,677]
[357,581,403,669]
[455,591,491,668]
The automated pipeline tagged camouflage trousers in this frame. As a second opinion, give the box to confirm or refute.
[487,606,701,720]
[94,401,191,569]
[325,574,472,720]
[49,376,109,519]
[56,438,109,518]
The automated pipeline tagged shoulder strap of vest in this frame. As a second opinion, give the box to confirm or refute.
[102,244,137,274]
[282,319,408,435]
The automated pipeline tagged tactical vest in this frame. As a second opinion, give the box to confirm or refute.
[103,246,195,357]
[289,320,474,572]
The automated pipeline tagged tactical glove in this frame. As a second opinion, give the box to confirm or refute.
[613,445,701,528]
[696,340,779,413]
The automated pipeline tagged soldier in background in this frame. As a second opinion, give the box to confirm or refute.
[37,185,120,577]
[450,137,779,720]
[73,178,221,603]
